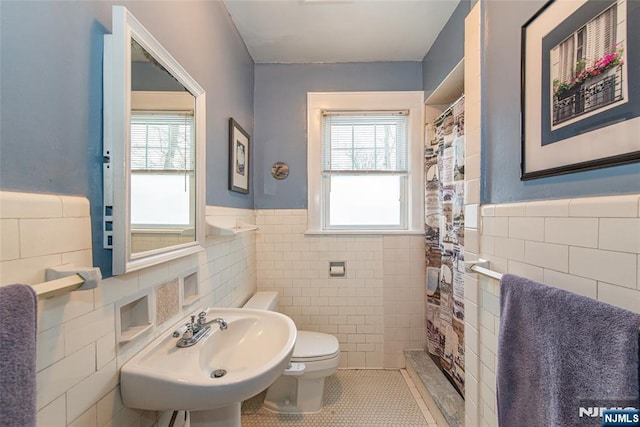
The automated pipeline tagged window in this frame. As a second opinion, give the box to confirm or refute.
[307,92,423,233]
[130,112,195,228]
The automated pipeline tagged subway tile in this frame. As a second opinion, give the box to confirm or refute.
[37,324,65,372]
[466,346,479,379]
[464,274,479,305]
[507,260,544,283]
[597,282,640,313]
[494,237,525,262]
[66,360,118,423]
[569,195,639,218]
[465,127,481,157]
[38,288,95,331]
[465,179,481,205]
[465,204,479,229]
[96,332,116,370]
[482,217,508,237]
[61,249,93,268]
[0,254,62,287]
[68,406,97,427]
[599,218,640,253]
[545,218,598,248]
[37,343,95,410]
[481,291,500,317]
[466,228,480,254]
[494,203,526,217]
[509,217,544,241]
[543,269,597,299]
[570,247,637,289]
[526,199,570,217]
[37,394,66,427]
[0,219,19,261]
[0,191,62,219]
[465,153,481,180]
[20,217,91,258]
[525,241,568,272]
[481,205,495,217]
[65,304,114,356]
[480,234,495,255]
[60,196,90,218]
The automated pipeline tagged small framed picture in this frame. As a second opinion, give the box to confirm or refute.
[228,118,250,194]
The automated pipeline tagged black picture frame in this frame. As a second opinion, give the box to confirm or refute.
[521,0,640,180]
[228,118,250,194]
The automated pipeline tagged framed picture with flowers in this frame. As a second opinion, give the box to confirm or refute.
[520,0,640,179]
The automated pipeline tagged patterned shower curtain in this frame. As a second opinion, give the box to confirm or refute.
[424,96,465,396]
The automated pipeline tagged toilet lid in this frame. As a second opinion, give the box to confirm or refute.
[292,331,340,360]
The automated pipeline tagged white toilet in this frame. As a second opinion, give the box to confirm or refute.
[243,291,340,414]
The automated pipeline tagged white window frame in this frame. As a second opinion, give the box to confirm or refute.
[307,91,424,234]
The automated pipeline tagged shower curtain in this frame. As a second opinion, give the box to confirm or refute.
[424,96,465,396]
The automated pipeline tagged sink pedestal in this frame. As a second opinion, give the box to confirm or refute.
[189,403,241,427]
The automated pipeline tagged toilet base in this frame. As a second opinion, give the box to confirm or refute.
[263,375,325,414]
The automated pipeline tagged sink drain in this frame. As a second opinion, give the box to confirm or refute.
[210,369,227,378]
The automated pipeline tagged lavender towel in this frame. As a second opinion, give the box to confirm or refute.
[0,285,37,427]
[497,274,640,427]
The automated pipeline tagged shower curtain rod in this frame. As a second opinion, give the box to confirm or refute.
[433,94,465,123]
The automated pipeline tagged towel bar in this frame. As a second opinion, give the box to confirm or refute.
[32,274,85,299]
[466,259,504,281]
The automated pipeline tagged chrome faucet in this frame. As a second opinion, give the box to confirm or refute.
[174,311,227,348]
[210,317,228,330]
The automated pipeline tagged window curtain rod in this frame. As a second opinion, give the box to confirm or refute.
[433,94,465,123]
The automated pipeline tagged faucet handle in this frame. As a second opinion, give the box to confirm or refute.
[197,311,207,325]
[183,322,194,340]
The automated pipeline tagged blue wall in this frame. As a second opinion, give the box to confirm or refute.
[422,0,470,98]
[253,62,423,209]
[0,1,254,276]
[483,0,640,203]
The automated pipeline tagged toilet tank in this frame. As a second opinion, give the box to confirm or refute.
[243,291,279,311]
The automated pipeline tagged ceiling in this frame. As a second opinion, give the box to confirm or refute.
[222,0,461,64]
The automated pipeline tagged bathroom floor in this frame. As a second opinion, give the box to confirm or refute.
[241,369,439,427]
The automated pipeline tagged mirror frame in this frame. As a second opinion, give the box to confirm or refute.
[104,6,206,275]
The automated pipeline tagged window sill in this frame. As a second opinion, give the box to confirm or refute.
[304,229,424,236]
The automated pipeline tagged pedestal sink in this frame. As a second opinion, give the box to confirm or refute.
[120,307,297,427]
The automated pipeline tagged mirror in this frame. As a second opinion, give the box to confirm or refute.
[104,6,206,275]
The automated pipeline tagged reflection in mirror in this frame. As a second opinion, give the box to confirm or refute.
[129,39,196,256]
[103,6,205,275]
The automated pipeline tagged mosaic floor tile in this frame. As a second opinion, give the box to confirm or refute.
[241,369,436,427]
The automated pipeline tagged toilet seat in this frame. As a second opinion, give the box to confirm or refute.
[292,331,340,362]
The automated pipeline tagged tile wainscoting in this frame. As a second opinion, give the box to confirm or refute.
[465,194,640,427]
[0,191,256,427]
[255,209,425,369]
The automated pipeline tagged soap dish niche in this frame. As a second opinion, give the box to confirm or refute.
[180,268,200,307]
[116,291,154,344]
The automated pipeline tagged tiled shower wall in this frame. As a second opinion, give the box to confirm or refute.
[470,194,640,427]
[255,209,425,369]
[0,191,256,427]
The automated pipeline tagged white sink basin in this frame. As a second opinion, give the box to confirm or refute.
[120,308,297,413]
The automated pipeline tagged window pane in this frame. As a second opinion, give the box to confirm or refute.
[328,175,403,227]
[131,174,193,226]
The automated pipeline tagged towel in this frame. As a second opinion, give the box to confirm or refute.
[0,284,37,427]
[496,274,640,427]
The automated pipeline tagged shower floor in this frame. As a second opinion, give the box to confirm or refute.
[240,369,439,427]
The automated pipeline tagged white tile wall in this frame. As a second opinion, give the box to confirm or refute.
[0,191,256,426]
[470,194,640,427]
[464,3,482,425]
[255,209,424,369]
